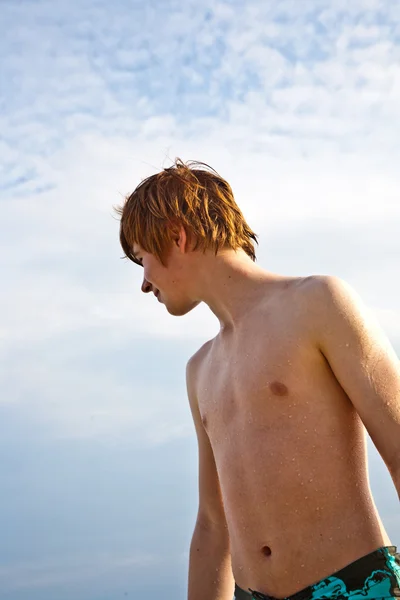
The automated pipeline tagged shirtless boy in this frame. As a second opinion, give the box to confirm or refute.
[117,159,400,600]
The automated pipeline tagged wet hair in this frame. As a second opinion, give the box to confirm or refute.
[115,158,258,267]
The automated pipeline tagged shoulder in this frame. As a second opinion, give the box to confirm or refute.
[186,339,214,412]
[301,274,361,308]
[263,274,346,316]
[186,338,214,381]
[295,273,347,297]
[288,274,348,336]
[299,274,373,346]
[274,274,336,297]
[277,274,334,309]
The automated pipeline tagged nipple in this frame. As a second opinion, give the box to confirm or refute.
[269,381,288,396]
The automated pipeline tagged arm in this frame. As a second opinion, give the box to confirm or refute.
[309,275,400,498]
[186,349,235,600]
[188,521,234,600]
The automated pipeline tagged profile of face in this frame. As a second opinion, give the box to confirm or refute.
[132,239,201,317]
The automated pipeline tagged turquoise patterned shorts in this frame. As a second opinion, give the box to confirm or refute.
[234,546,400,600]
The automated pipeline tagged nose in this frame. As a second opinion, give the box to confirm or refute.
[141,277,153,294]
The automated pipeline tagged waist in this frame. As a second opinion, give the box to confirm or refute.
[235,545,400,600]
[232,528,392,598]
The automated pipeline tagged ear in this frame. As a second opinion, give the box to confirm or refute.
[171,223,188,254]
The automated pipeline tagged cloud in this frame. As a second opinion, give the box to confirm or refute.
[2,0,400,197]
[1,1,400,596]
[1,129,399,439]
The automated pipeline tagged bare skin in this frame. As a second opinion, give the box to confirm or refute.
[194,275,391,598]
[132,230,393,598]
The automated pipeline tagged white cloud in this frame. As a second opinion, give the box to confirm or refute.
[1,2,400,596]
[1,127,399,441]
[2,0,400,192]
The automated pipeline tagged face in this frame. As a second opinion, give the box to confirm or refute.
[132,243,201,316]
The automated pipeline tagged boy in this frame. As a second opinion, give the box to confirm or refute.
[117,159,400,600]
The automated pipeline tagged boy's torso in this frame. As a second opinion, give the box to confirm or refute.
[196,275,391,598]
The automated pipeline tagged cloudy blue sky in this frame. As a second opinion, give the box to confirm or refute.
[1,0,400,598]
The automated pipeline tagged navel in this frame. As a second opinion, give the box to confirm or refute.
[201,414,208,429]
[261,545,272,557]
[269,381,289,396]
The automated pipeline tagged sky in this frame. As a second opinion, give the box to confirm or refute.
[1,0,400,598]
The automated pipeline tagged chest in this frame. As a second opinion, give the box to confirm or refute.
[197,322,321,441]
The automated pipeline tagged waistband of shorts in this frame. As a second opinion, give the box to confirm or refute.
[235,545,399,600]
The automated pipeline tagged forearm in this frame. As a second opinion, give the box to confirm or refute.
[188,520,235,600]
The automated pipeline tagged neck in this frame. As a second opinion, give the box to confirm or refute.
[191,248,283,330]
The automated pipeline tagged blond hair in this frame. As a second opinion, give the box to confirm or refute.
[116,158,258,267]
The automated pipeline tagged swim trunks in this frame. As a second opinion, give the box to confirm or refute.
[234,545,400,600]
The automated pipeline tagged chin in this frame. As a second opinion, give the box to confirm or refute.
[166,300,201,317]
